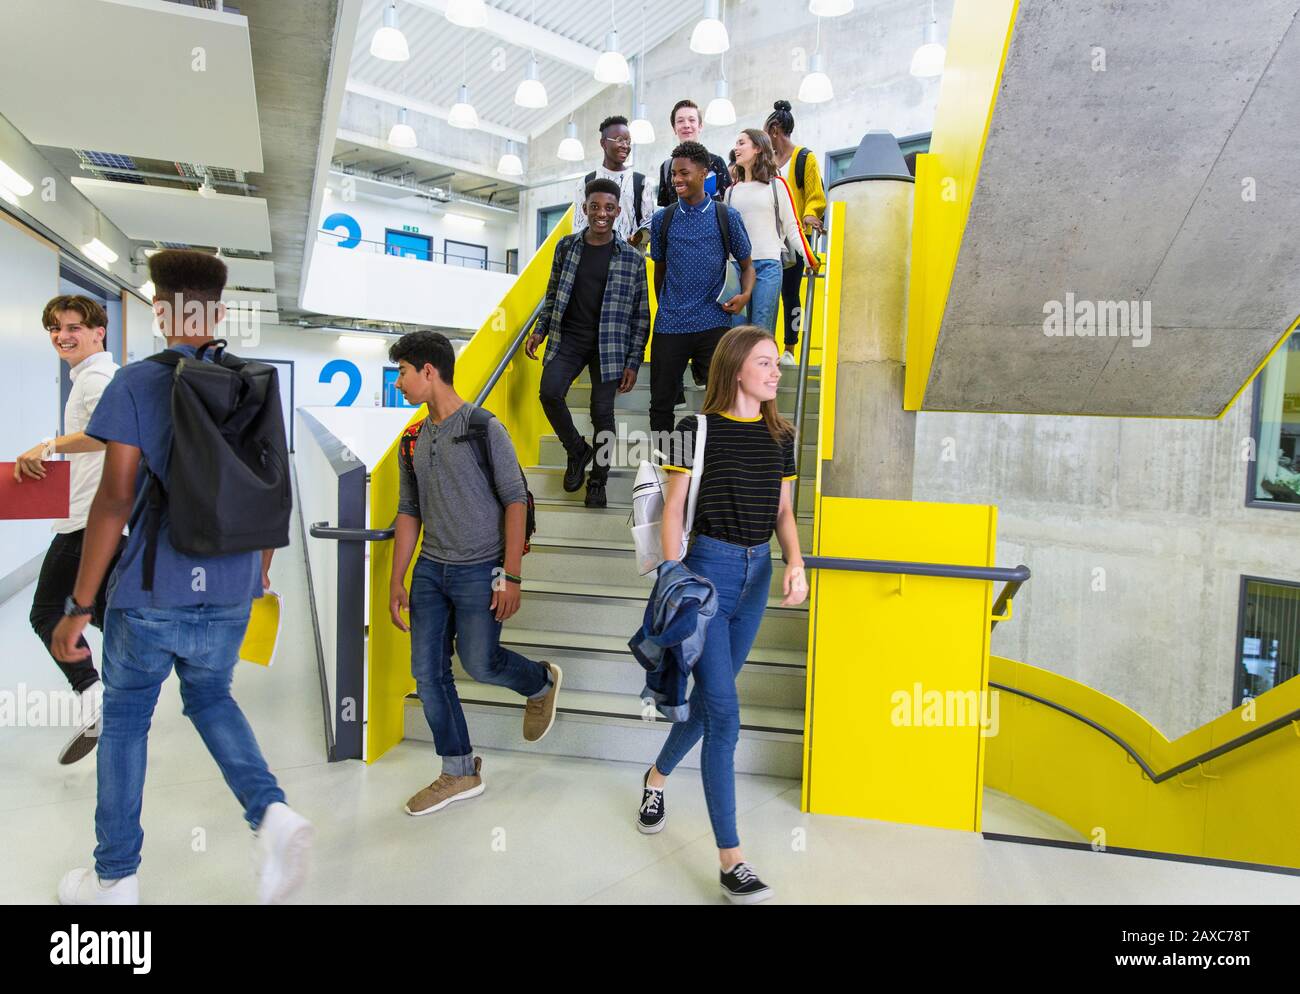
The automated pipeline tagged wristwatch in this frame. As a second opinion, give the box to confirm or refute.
[63,596,94,618]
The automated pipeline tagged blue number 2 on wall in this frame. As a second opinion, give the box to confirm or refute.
[320,359,362,406]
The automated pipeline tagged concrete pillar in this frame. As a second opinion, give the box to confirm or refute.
[821,131,916,501]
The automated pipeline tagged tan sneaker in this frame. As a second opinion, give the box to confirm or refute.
[522,662,562,742]
[404,757,484,816]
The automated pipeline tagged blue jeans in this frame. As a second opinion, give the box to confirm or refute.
[409,557,551,776]
[653,535,772,849]
[731,258,784,334]
[95,603,284,880]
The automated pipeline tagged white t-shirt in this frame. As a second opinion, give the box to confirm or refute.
[572,163,656,243]
[724,180,797,262]
[56,350,119,534]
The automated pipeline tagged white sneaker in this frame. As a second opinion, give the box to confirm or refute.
[58,681,103,765]
[254,802,313,904]
[780,350,797,367]
[58,867,139,905]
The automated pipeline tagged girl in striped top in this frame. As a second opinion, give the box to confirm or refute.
[637,324,808,903]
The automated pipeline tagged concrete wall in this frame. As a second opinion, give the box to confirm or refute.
[517,0,952,261]
[913,388,1300,740]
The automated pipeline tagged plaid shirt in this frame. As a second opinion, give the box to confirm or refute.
[535,232,651,382]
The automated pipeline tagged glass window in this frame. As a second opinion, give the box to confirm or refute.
[536,204,568,248]
[1236,576,1300,705]
[384,229,432,261]
[444,239,488,270]
[1248,331,1300,507]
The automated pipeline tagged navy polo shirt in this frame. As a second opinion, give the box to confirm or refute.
[650,197,752,334]
[86,343,264,609]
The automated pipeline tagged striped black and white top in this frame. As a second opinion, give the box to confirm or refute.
[664,412,797,548]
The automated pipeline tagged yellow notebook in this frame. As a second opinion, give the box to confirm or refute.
[239,590,282,667]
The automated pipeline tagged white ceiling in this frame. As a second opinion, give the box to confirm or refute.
[72,177,273,252]
[0,0,264,172]
[221,257,277,290]
[349,0,702,139]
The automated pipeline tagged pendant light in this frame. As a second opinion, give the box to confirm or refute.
[449,44,479,129]
[798,19,834,103]
[497,140,524,176]
[445,0,486,28]
[690,0,729,55]
[514,5,548,108]
[629,5,655,144]
[593,3,629,84]
[557,82,585,161]
[387,107,417,147]
[370,3,410,61]
[910,0,946,77]
[703,3,735,126]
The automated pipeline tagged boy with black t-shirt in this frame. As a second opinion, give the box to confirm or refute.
[528,179,650,508]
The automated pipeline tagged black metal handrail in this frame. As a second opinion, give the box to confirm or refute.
[803,557,1029,584]
[310,521,398,542]
[790,229,827,511]
[991,681,1300,784]
[475,298,545,406]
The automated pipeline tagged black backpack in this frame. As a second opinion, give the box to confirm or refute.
[399,405,537,555]
[141,340,291,590]
[584,169,646,228]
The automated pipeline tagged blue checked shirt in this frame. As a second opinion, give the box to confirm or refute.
[535,231,651,383]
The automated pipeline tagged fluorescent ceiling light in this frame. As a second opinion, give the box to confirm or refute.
[798,53,834,103]
[388,107,418,148]
[594,31,630,84]
[0,159,34,197]
[139,280,156,298]
[448,84,479,129]
[809,0,854,15]
[444,212,486,228]
[445,0,487,28]
[82,238,118,268]
[515,56,548,109]
[690,0,729,55]
[704,78,736,126]
[0,185,19,206]
[370,3,410,61]
[557,121,585,162]
[338,334,387,349]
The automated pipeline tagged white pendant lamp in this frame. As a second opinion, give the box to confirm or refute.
[809,0,854,15]
[594,30,630,84]
[629,8,654,144]
[387,107,417,147]
[448,84,479,128]
[910,0,946,77]
[690,0,729,55]
[370,3,410,61]
[445,0,486,28]
[704,76,735,126]
[557,121,585,162]
[497,141,524,176]
[515,55,548,108]
[798,52,834,103]
[630,103,655,144]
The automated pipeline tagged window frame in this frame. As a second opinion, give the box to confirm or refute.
[1234,573,1300,707]
[1245,335,1300,511]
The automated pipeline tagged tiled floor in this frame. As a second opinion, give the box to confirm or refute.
[2,526,1298,905]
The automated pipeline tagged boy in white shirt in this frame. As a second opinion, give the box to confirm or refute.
[572,115,656,249]
[14,295,121,764]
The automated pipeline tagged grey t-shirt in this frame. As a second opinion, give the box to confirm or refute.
[396,403,528,564]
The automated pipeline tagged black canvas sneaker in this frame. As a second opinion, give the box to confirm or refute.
[720,862,774,904]
[637,768,665,834]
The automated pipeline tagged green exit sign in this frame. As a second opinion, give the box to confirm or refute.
[402,224,420,233]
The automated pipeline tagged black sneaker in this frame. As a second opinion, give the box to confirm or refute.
[584,480,607,508]
[720,862,773,904]
[637,768,665,834]
[563,441,594,492]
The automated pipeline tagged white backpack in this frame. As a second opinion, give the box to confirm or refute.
[630,413,706,575]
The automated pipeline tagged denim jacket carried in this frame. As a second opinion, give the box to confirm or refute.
[629,561,718,721]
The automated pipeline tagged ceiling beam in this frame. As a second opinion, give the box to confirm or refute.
[346,80,527,143]
[335,128,523,189]
[404,0,602,73]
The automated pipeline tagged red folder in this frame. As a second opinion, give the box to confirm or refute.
[0,462,71,519]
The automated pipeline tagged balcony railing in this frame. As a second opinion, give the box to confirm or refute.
[316,230,516,274]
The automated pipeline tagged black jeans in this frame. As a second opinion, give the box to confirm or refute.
[781,264,805,350]
[539,332,620,483]
[29,529,121,693]
[649,327,726,438]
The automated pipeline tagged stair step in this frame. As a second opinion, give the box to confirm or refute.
[539,434,820,470]
[528,500,814,546]
[507,583,807,650]
[561,409,819,437]
[523,540,807,602]
[492,626,806,669]
[402,685,804,777]
[565,380,819,413]
[526,466,816,512]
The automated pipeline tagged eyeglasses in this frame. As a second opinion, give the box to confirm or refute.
[604,136,632,147]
